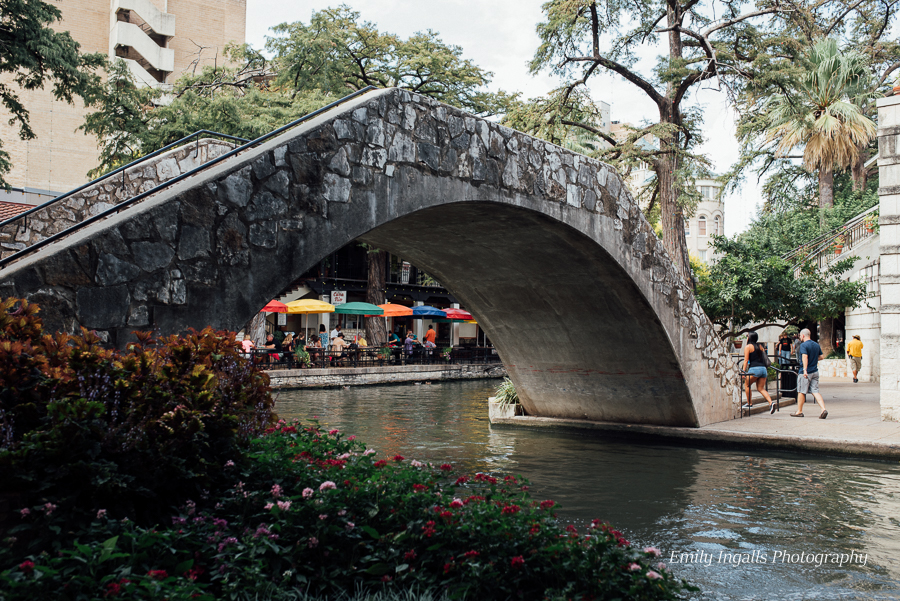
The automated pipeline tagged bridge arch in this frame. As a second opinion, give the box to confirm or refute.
[0,88,738,426]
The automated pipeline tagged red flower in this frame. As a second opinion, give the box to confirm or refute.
[440,511,453,519]
[381,575,392,582]
[439,464,453,471]
[504,475,518,484]
[19,560,34,573]
[443,562,454,574]
[454,476,468,485]
[566,524,578,534]
[147,570,168,580]
[501,504,521,515]
[422,521,437,537]
[463,550,480,559]
[392,455,405,461]
[510,556,525,569]
[374,460,388,468]
[104,583,121,597]
[184,567,204,581]
[281,426,297,434]
[529,524,540,534]
[413,484,429,492]
[403,549,417,561]
[539,500,555,510]
[449,499,463,509]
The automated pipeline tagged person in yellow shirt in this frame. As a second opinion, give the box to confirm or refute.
[847,335,864,383]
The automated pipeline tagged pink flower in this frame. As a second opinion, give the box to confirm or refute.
[42,503,57,515]
[308,537,319,548]
[329,429,339,436]
[224,460,235,467]
[348,435,356,441]
[277,500,291,511]
[647,570,662,580]
[337,510,347,516]
[345,521,355,531]
[264,503,274,510]
[656,562,666,570]
[364,449,376,455]
[410,460,423,468]
[644,547,661,557]
[628,563,641,572]
[338,453,350,460]
[19,508,30,517]
[302,488,314,499]
[319,481,337,491]
[97,509,107,519]
[271,484,283,498]
[510,556,525,569]
[319,514,328,520]
[19,560,34,573]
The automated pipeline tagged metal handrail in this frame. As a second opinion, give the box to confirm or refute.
[0,130,250,231]
[782,204,878,267]
[0,86,378,270]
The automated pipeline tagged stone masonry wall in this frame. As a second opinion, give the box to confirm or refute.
[878,95,900,421]
[0,139,235,258]
[266,364,507,389]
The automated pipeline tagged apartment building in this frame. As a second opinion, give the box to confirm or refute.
[0,0,246,202]
[684,178,725,264]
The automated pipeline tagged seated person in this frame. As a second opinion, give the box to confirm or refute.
[330,333,348,365]
[240,335,255,358]
[262,334,278,364]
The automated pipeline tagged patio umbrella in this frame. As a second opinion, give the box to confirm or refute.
[378,303,414,317]
[334,302,385,316]
[262,300,287,313]
[443,308,473,320]
[411,305,447,318]
[285,299,335,341]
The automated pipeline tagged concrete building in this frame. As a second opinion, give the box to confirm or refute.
[684,178,725,264]
[0,0,246,202]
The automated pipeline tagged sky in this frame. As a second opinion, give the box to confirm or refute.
[244,0,763,236]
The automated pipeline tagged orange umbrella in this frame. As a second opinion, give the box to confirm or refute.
[378,303,414,317]
[262,300,287,313]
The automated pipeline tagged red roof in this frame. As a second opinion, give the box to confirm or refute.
[0,201,32,222]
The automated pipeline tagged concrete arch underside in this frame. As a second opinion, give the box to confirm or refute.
[0,88,739,427]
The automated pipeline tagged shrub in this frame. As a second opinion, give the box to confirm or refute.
[0,297,275,538]
[2,422,692,600]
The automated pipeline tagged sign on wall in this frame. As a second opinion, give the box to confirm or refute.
[277,312,287,326]
[330,290,347,306]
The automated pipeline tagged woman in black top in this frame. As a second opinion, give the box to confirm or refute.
[743,332,775,413]
[777,333,792,364]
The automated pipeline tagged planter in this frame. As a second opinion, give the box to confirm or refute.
[867,227,875,233]
[733,341,743,349]
[488,397,517,422]
[894,84,900,95]
[834,245,843,254]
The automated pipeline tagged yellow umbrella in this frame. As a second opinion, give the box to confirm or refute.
[285,299,335,343]
[285,299,335,314]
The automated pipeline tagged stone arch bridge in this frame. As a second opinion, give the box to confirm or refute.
[0,88,739,427]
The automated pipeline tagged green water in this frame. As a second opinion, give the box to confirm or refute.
[275,380,900,600]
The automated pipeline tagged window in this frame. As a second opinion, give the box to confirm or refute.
[684,219,690,237]
[713,215,721,235]
[698,215,707,236]
[700,186,719,199]
[699,250,707,262]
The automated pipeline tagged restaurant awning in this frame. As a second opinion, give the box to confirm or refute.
[262,300,287,313]
[334,302,385,316]
[411,305,447,318]
[285,299,335,314]
[378,303,414,317]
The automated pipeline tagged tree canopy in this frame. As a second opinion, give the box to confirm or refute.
[0,0,104,187]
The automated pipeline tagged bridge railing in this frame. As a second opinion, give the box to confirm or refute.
[0,85,378,271]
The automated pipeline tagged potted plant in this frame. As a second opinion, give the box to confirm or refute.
[833,235,845,254]
[441,346,453,361]
[489,377,520,421]
[377,346,392,365]
[865,213,878,233]
[733,334,745,349]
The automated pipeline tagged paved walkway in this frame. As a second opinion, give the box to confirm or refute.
[492,378,900,460]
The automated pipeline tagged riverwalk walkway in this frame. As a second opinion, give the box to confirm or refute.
[492,379,900,460]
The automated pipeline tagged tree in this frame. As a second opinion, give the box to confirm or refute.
[503,0,801,284]
[762,39,877,215]
[696,235,867,340]
[0,0,104,187]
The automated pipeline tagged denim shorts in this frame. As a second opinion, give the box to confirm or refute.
[746,366,768,378]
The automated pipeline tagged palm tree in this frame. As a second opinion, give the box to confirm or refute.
[765,39,876,211]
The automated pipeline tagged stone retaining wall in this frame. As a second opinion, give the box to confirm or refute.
[0,139,235,258]
[266,363,507,389]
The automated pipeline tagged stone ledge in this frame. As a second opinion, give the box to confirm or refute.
[266,363,507,389]
[490,416,900,460]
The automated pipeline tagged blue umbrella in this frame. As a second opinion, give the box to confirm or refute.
[411,305,447,318]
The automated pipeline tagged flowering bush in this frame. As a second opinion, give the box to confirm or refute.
[0,297,275,533]
[1,420,692,600]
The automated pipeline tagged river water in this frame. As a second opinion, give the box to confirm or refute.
[275,380,900,600]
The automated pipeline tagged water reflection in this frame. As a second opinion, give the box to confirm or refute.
[275,381,900,600]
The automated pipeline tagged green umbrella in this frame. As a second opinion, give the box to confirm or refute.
[333,302,384,316]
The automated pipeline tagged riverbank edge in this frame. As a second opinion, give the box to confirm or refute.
[266,363,507,389]
[489,415,900,461]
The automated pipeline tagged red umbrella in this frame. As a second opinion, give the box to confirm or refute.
[444,308,473,320]
[262,300,287,313]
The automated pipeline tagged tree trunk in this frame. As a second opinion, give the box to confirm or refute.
[657,151,692,285]
[365,249,388,346]
[245,311,266,347]
[818,165,834,208]
[851,143,868,192]
[818,317,835,357]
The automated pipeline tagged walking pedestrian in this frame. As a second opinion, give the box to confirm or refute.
[847,334,864,383]
[777,331,793,364]
[743,332,776,414]
[793,328,828,419]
